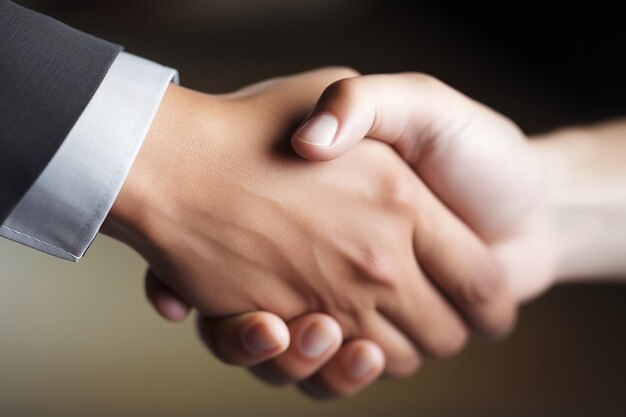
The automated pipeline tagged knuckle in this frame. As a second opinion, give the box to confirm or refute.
[456,256,505,307]
[354,245,398,287]
[321,76,361,102]
[379,172,418,213]
[320,65,361,81]
[462,270,503,307]
[405,72,464,104]
[406,72,444,89]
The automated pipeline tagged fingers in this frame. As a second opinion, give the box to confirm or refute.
[249,313,343,384]
[297,340,385,399]
[197,312,291,367]
[359,312,422,378]
[289,72,520,337]
[145,268,191,322]
[201,311,385,399]
[146,266,387,394]
[411,177,518,339]
[376,258,470,359]
[368,167,515,344]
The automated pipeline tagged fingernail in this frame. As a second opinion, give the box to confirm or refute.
[294,113,338,147]
[346,345,383,380]
[299,321,338,358]
[244,323,278,354]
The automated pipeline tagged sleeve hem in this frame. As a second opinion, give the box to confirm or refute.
[0,52,178,261]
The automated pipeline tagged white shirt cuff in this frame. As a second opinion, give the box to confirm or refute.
[0,52,178,261]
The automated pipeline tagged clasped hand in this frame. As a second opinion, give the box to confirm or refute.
[103,68,555,398]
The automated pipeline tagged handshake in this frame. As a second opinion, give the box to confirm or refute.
[102,67,622,398]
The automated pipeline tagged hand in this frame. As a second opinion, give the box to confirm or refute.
[291,73,557,301]
[149,75,626,398]
[145,268,383,398]
[104,68,516,397]
[280,72,557,398]
[283,75,626,398]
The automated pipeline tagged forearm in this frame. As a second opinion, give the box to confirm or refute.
[532,119,626,283]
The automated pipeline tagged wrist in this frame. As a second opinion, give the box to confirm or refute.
[102,84,219,255]
[531,122,626,284]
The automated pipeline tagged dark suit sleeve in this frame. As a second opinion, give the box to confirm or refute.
[0,0,122,224]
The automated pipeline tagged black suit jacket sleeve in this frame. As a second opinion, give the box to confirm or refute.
[0,0,122,224]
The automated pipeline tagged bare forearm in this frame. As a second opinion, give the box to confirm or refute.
[532,119,626,283]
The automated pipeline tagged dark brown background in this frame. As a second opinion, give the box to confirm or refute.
[1,1,625,416]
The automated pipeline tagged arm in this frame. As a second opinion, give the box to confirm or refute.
[212,73,623,399]
[289,73,626,294]
[533,120,626,282]
[0,52,177,260]
[0,0,121,222]
[1,1,395,399]
[176,77,626,400]
[2,1,399,400]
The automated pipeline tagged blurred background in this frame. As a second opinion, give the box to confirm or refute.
[2,1,626,416]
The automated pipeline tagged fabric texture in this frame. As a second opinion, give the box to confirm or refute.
[1,52,178,261]
[0,0,122,223]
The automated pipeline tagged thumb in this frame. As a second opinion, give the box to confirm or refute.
[291,73,534,241]
[291,73,470,162]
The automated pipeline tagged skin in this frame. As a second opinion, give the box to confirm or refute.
[102,69,517,396]
[147,73,626,399]
[291,74,555,302]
